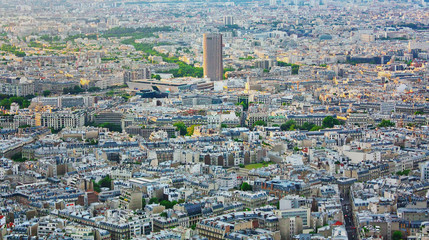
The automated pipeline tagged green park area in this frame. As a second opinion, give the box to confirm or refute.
[243,161,275,170]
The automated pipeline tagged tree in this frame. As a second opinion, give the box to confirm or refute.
[240,182,252,191]
[151,74,161,80]
[378,119,395,128]
[396,169,410,176]
[322,116,340,128]
[414,111,423,115]
[142,198,146,209]
[160,200,178,209]
[281,120,296,131]
[173,122,187,136]
[0,95,31,109]
[11,152,27,162]
[149,197,159,204]
[93,175,111,193]
[43,90,51,97]
[159,212,167,218]
[301,122,315,131]
[88,86,101,92]
[63,85,84,94]
[252,120,267,128]
[310,125,323,131]
[221,123,228,128]
[236,101,248,111]
[98,175,112,189]
[186,125,198,136]
[392,231,402,240]
[98,122,122,132]
[15,52,26,57]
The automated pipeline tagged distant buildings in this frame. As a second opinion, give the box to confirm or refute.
[421,161,429,181]
[223,16,234,26]
[95,110,123,126]
[0,77,35,96]
[123,68,151,83]
[35,110,85,130]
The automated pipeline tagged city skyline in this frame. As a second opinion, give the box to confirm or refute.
[0,0,427,239]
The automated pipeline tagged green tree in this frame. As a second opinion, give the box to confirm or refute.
[322,116,340,128]
[414,111,423,115]
[310,125,323,131]
[240,182,252,191]
[93,182,101,193]
[396,170,410,176]
[252,120,267,128]
[392,231,402,240]
[221,123,228,128]
[159,212,167,218]
[236,101,248,111]
[98,123,122,132]
[160,200,178,209]
[99,175,112,189]
[300,122,315,131]
[43,90,51,97]
[186,125,199,136]
[0,95,31,109]
[281,120,296,131]
[11,152,27,162]
[151,74,161,80]
[88,87,101,92]
[63,85,84,94]
[149,197,159,204]
[142,198,146,209]
[173,122,187,136]
[93,175,111,192]
[378,119,395,128]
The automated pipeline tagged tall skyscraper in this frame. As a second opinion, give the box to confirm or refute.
[203,33,223,81]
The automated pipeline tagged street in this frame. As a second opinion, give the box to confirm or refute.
[340,192,358,240]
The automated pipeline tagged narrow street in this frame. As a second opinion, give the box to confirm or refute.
[340,190,358,240]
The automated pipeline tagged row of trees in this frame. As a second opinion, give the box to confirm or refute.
[0,44,26,57]
[254,116,344,131]
[0,95,31,109]
[103,26,173,39]
[378,119,395,128]
[121,35,203,78]
[277,61,300,74]
[63,85,85,94]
